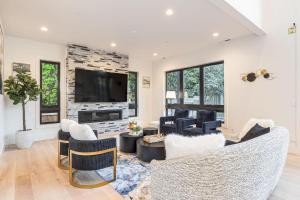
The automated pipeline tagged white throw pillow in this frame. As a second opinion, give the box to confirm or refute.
[239,118,275,140]
[69,124,97,141]
[165,134,225,160]
[61,119,77,132]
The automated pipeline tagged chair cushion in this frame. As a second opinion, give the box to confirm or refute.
[165,134,225,160]
[69,124,98,141]
[241,123,270,142]
[61,119,77,132]
[183,127,204,136]
[239,118,274,140]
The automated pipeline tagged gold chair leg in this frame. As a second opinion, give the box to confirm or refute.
[69,148,117,189]
[58,140,69,170]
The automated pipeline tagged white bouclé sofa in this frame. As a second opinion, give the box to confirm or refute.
[149,127,289,200]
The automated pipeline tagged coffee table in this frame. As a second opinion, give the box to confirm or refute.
[136,138,166,162]
[143,127,158,136]
[119,132,143,153]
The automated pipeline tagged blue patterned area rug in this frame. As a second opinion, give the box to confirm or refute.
[97,154,150,196]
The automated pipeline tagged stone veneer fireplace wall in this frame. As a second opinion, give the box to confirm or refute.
[66,44,129,133]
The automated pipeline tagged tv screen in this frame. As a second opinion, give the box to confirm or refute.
[75,68,128,102]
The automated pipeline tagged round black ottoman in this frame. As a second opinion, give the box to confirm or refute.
[119,132,143,153]
[136,138,166,162]
[143,127,158,136]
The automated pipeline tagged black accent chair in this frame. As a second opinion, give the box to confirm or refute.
[68,137,117,189]
[177,110,222,136]
[58,129,71,170]
[160,109,189,135]
[58,129,98,170]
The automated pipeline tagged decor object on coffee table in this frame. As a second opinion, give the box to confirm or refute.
[69,137,117,188]
[143,134,164,144]
[120,132,143,153]
[137,138,166,162]
[129,121,142,136]
[4,69,41,149]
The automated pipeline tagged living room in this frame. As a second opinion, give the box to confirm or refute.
[0,0,300,200]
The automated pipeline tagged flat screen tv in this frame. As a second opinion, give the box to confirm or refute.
[75,68,128,102]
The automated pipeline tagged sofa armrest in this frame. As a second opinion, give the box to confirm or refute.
[176,118,196,134]
[202,121,222,133]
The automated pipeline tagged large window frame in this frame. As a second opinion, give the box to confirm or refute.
[40,60,61,124]
[128,71,138,117]
[165,61,224,116]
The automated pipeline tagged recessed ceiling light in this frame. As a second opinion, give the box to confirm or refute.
[153,53,158,57]
[212,32,220,37]
[166,9,174,16]
[110,42,117,47]
[40,26,48,32]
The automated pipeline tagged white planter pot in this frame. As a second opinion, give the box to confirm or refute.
[16,130,33,149]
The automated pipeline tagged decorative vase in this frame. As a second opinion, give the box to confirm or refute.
[15,129,33,149]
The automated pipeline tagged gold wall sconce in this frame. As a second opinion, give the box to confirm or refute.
[241,68,274,82]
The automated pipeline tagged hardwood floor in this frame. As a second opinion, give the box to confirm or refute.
[1,139,300,200]
[0,140,123,200]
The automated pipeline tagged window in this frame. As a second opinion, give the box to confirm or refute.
[128,71,138,117]
[203,63,224,105]
[166,71,180,104]
[165,61,224,120]
[183,67,200,104]
[40,60,60,124]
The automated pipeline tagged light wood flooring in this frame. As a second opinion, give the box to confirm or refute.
[0,139,300,200]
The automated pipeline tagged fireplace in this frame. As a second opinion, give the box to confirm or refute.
[78,110,123,123]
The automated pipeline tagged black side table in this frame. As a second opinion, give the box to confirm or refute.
[119,132,143,153]
[137,138,166,162]
[143,127,158,136]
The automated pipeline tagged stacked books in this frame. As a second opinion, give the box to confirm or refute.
[143,134,165,143]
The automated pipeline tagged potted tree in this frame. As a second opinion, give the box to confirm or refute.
[4,69,41,149]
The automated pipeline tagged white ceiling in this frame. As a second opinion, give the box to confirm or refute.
[0,0,253,60]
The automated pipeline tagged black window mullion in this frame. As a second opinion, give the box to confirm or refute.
[200,67,204,105]
[179,70,184,105]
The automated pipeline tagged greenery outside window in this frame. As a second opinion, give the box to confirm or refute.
[128,71,138,117]
[166,71,180,104]
[165,61,224,120]
[40,60,60,124]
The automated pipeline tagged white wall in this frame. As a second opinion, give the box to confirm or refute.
[3,36,67,144]
[0,18,5,152]
[3,36,153,144]
[129,58,153,126]
[152,0,299,152]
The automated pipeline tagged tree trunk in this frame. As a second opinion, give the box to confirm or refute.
[22,101,26,131]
